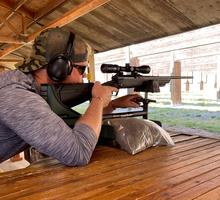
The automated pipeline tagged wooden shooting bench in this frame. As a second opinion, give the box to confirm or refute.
[1,132,220,200]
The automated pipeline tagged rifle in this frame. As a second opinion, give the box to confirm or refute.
[40,63,192,143]
[40,63,192,117]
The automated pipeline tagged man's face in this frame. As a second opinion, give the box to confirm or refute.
[62,61,88,84]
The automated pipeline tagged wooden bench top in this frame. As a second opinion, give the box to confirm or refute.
[1,133,220,200]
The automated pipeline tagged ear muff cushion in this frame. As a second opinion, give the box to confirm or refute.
[47,55,70,81]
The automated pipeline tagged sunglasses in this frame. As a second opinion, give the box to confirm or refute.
[70,64,87,75]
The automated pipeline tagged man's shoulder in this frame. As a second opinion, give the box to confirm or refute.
[0,70,37,92]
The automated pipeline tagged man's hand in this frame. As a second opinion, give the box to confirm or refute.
[111,94,143,109]
[103,93,143,114]
[92,81,118,108]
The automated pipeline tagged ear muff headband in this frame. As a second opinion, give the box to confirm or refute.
[47,32,75,81]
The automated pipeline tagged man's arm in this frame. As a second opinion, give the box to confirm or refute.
[77,82,118,137]
[0,88,97,166]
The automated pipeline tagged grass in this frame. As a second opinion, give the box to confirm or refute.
[148,107,220,133]
[73,101,220,133]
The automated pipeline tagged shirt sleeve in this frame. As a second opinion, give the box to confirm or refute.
[0,87,98,166]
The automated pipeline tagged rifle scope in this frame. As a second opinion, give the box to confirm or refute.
[101,64,151,74]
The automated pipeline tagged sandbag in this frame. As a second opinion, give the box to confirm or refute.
[103,118,175,155]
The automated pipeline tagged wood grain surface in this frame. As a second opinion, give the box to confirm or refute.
[1,133,220,200]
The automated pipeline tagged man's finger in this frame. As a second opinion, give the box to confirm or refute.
[129,102,140,107]
[109,86,118,93]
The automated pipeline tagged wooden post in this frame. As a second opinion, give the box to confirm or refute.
[217,56,220,100]
[186,80,190,92]
[87,45,95,82]
[200,80,204,90]
[199,72,204,90]
[171,61,182,105]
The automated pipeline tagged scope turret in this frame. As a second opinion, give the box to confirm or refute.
[101,64,151,74]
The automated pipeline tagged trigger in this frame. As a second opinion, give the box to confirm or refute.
[112,91,118,96]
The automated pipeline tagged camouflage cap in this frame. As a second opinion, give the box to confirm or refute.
[16,27,88,73]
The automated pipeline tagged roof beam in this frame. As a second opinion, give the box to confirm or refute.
[0,0,34,20]
[0,15,20,35]
[28,0,111,41]
[0,0,111,58]
[0,58,24,62]
[0,36,25,44]
[27,0,68,28]
[0,65,14,70]
[0,0,29,29]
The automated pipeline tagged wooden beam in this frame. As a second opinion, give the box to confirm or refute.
[0,0,68,30]
[0,58,24,62]
[0,0,29,29]
[28,0,68,28]
[0,36,25,44]
[0,44,21,58]
[0,0,34,20]
[27,0,111,41]
[0,65,13,70]
[21,13,26,35]
[0,0,111,58]
[0,15,20,35]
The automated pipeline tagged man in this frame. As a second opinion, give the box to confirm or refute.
[0,27,141,166]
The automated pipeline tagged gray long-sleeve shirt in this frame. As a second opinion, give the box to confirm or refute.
[0,70,97,166]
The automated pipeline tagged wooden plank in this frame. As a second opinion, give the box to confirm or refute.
[0,139,220,199]
[86,8,137,40]
[0,0,34,20]
[125,168,220,200]
[64,149,220,200]
[0,44,21,58]
[27,0,68,28]
[0,137,215,181]
[0,137,220,200]
[194,186,220,200]
[166,132,181,137]
[171,134,199,143]
[166,127,220,140]
[0,15,20,35]
[0,0,111,58]
[157,174,220,200]
[110,150,220,200]
[66,22,110,51]
[76,17,123,44]
[0,36,24,44]
[0,0,28,29]
[11,144,220,200]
